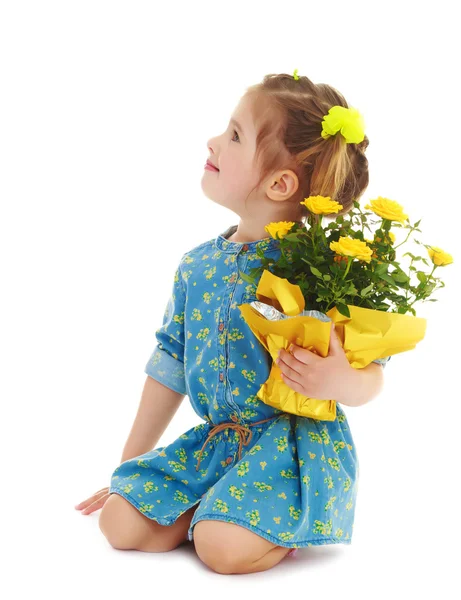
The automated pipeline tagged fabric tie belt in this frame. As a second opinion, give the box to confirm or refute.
[195,413,279,472]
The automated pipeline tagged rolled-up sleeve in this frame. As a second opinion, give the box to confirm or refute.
[144,259,187,395]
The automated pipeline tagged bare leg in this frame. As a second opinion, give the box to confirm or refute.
[234,546,293,574]
[99,493,198,552]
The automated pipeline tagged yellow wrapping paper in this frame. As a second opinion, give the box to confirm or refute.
[237,269,427,420]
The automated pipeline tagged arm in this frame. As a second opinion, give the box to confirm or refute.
[337,362,385,408]
[120,375,185,463]
[121,257,188,463]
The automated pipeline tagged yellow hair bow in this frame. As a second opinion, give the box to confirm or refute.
[321,105,366,144]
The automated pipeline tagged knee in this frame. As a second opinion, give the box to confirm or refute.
[98,493,139,550]
[193,521,243,574]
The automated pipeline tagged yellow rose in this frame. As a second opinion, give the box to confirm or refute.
[330,236,373,263]
[427,245,453,266]
[265,221,296,240]
[364,197,408,223]
[300,195,343,215]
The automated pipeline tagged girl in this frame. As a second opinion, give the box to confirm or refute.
[75,72,391,575]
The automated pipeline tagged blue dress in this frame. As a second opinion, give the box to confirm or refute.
[108,224,391,549]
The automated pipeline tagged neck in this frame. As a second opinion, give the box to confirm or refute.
[228,220,303,243]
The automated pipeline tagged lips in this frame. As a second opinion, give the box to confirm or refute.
[206,160,219,171]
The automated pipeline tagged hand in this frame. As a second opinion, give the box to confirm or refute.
[275,321,356,402]
[75,487,110,515]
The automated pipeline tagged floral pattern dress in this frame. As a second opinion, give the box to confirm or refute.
[108,224,391,549]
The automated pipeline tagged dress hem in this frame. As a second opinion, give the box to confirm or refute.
[109,487,351,549]
[188,512,351,549]
[108,487,203,526]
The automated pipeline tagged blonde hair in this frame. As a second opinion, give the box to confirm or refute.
[243,72,370,225]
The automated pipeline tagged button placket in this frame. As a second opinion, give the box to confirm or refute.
[218,250,245,420]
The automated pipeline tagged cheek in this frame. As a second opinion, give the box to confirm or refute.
[224,158,252,187]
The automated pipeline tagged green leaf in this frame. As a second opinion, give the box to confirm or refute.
[336,302,351,318]
[393,272,410,283]
[282,233,302,242]
[374,262,388,275]
[310,266,323,278]
[361,283,374,297]
[416,271,427,284]
[378,273,397,285]
[239,270,256,284]
[348,283,358,295]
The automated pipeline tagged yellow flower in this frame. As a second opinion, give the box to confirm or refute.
[330,236,373,263]
[300,195,343,215]
[265,221,296,240]
[364,197,408,223]
[427,245,453,266]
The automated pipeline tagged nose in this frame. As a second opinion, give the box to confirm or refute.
[207,142,218,165]
[207,137,216,153]
[207,130,222,154]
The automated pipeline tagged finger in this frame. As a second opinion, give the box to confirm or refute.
[75,487,109,510]
[81,494,109,515]
[280,372,304,394]
[278,359,304,385]
[81,492,110,515]
[277,351,303,377]
[287,343,318,366]
[75,488,108,509]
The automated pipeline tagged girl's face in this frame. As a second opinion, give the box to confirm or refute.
[201,95,262,217]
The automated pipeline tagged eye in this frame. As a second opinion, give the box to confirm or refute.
[231,129,240,143]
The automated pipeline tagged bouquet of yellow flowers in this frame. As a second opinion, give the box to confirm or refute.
[237,195,453,420]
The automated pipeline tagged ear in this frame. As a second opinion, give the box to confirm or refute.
[265,170,299,201]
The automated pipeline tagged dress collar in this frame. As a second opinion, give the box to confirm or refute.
[215,224,280,254]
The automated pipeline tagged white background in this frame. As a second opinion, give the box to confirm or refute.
[1,0,459,597]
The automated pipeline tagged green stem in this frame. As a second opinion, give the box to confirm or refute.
[407,264,437,309]
[342,257,352,279]
[393,224,415,251]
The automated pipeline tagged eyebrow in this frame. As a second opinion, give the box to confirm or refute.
[230,118,245,137]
